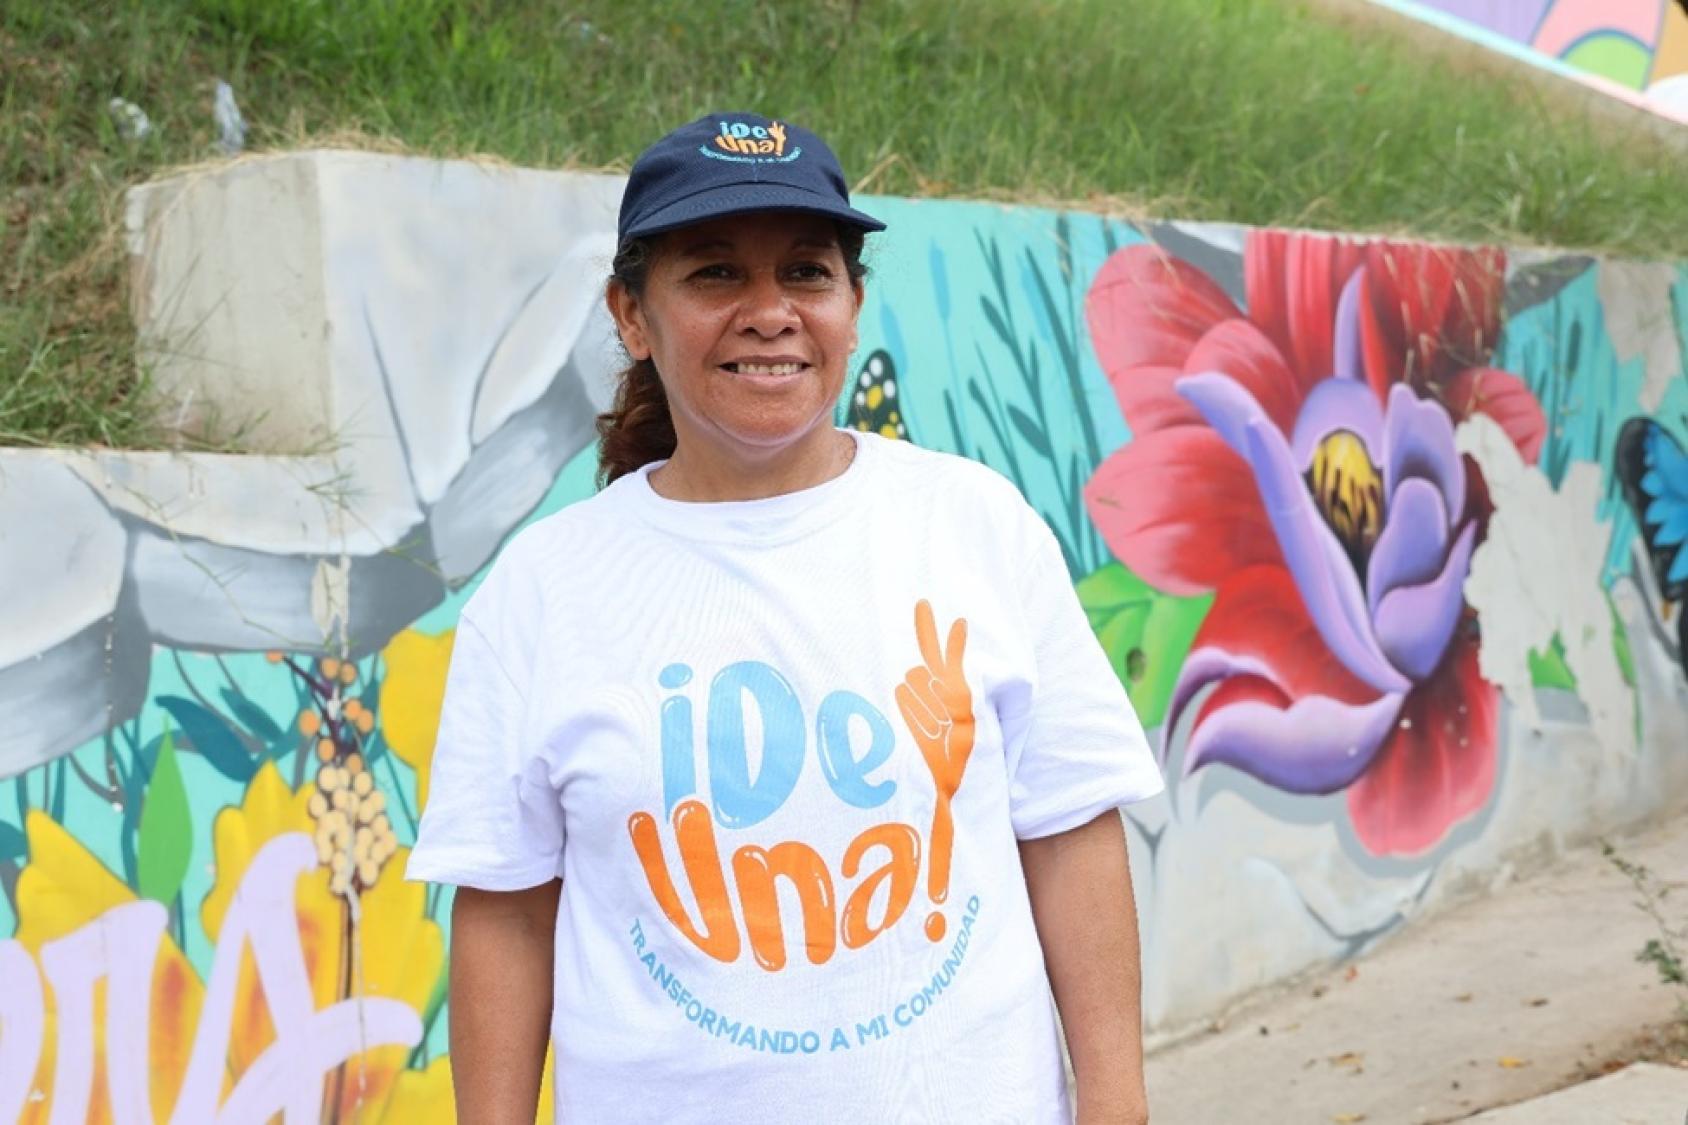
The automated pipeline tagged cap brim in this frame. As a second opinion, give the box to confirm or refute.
[623,182,886,240]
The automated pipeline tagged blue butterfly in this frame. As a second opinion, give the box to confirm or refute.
[1614,416,1688,668]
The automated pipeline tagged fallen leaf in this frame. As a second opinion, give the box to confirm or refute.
[1345,965,1360,981]
[1333,1114,1366,1124]
[1454,993,1473,1002]
[1329,1051,1365,1071]
[1526,997,1549,1007]
[1498,1057,1530,1069]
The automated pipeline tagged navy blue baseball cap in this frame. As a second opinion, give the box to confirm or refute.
[617,112,886,243]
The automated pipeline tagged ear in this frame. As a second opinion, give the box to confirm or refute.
[605,279,652,361]
[848,279,865,353]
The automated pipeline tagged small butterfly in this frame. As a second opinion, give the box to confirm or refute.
[845,350,909,441]
[1614,416,1688,670]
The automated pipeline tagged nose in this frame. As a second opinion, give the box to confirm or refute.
[734,270,799,338]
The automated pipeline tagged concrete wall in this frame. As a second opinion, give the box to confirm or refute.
[1,151,1684,1120]
[1367,0,1688,124]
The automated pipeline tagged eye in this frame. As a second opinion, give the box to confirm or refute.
[687,263,738,283]
[787,261,836,283]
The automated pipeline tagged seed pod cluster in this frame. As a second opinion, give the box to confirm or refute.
[294,655,392,897]
[308,753,398,896]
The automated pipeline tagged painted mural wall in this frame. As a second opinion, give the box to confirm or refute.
[1369,0,1688,123]
[1,153,1685,1121]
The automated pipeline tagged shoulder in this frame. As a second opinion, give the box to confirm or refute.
[864,433,1038,518]
[461,475,637,623]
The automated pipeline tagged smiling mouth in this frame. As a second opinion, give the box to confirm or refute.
[723,361,809,376]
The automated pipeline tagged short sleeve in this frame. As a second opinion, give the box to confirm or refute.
[405,552,566,890]
[998,517,1166,840]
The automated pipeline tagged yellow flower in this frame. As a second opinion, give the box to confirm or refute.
[13,812,203,1124]
[375,1047,555,1123]
[380,627,456,814]
[200,761,445,1120]
[13,761,446,1122]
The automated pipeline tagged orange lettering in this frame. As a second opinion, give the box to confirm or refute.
[628,800,740,962]
[732,841,836,971]
[767,122,786,155]
[840,822,921,949]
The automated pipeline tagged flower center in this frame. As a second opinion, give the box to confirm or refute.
[1308,430,1383,562]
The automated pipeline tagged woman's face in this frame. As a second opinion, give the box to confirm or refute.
[607,211,864,463]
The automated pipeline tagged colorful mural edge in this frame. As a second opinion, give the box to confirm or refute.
[0,153,1684,1120]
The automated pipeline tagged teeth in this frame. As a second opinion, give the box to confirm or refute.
[734,362,803,376]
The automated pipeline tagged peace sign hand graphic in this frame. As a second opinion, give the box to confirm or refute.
[894,599,974,938]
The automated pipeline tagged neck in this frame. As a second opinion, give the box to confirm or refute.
[651,426,854,502]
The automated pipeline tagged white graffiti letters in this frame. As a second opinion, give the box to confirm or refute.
[0,940,45,1123]
[0,833,422,1124]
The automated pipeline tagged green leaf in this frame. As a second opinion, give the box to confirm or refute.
[1607,592,1635,688]
[0,818,26,864]
[1006,404,1051,457]
[1130,591,1215,728]
[136,725,192,906]
[1076,561,1154,615]
[1078,562,1213,728]
[1527,634,1577,691]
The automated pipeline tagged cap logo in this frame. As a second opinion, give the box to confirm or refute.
[702,119,802,164]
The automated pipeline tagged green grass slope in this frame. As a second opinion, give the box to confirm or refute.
[4,0,1686,447]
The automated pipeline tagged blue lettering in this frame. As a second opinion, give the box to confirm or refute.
[729,122,752,138]
[816,691,897,808]
[709,661,805,828]
[894,1003,912,1027]
[659,663,697,813]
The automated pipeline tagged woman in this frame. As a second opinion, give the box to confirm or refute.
[407,112,1163,1124]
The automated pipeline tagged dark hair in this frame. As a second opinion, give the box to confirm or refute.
[595,222,870,487]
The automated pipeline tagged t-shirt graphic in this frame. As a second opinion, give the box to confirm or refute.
[406,430,1168,1123]
[628,600,974,973]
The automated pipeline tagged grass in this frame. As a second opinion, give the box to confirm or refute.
[5,0,1688,448]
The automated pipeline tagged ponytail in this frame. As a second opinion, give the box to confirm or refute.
[596,237,674,487]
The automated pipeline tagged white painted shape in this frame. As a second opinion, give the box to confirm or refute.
[0,941,44,1123]
[38,901,166,1125]
[1160,220,1247,256]
[1646,73,1688,115]
[1140,788,1352,1029]
[471,231,619,444]
[1456,415,1634,758]
[55,449,416,557]
[0,456,126,667]
[574,297,630,414]
[170,834,420,1124]
[1596,260,1682,412]
[308,556,350,643]
[314,152,621,505]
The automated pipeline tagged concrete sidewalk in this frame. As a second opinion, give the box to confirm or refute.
[1143,815,1688,1124]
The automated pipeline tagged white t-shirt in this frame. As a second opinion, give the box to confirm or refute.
[407,429,1164,1124]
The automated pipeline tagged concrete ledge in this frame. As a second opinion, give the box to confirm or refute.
[1469,1062,1688,1124]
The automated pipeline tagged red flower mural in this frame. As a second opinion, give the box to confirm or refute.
[1084,230,1547,856]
